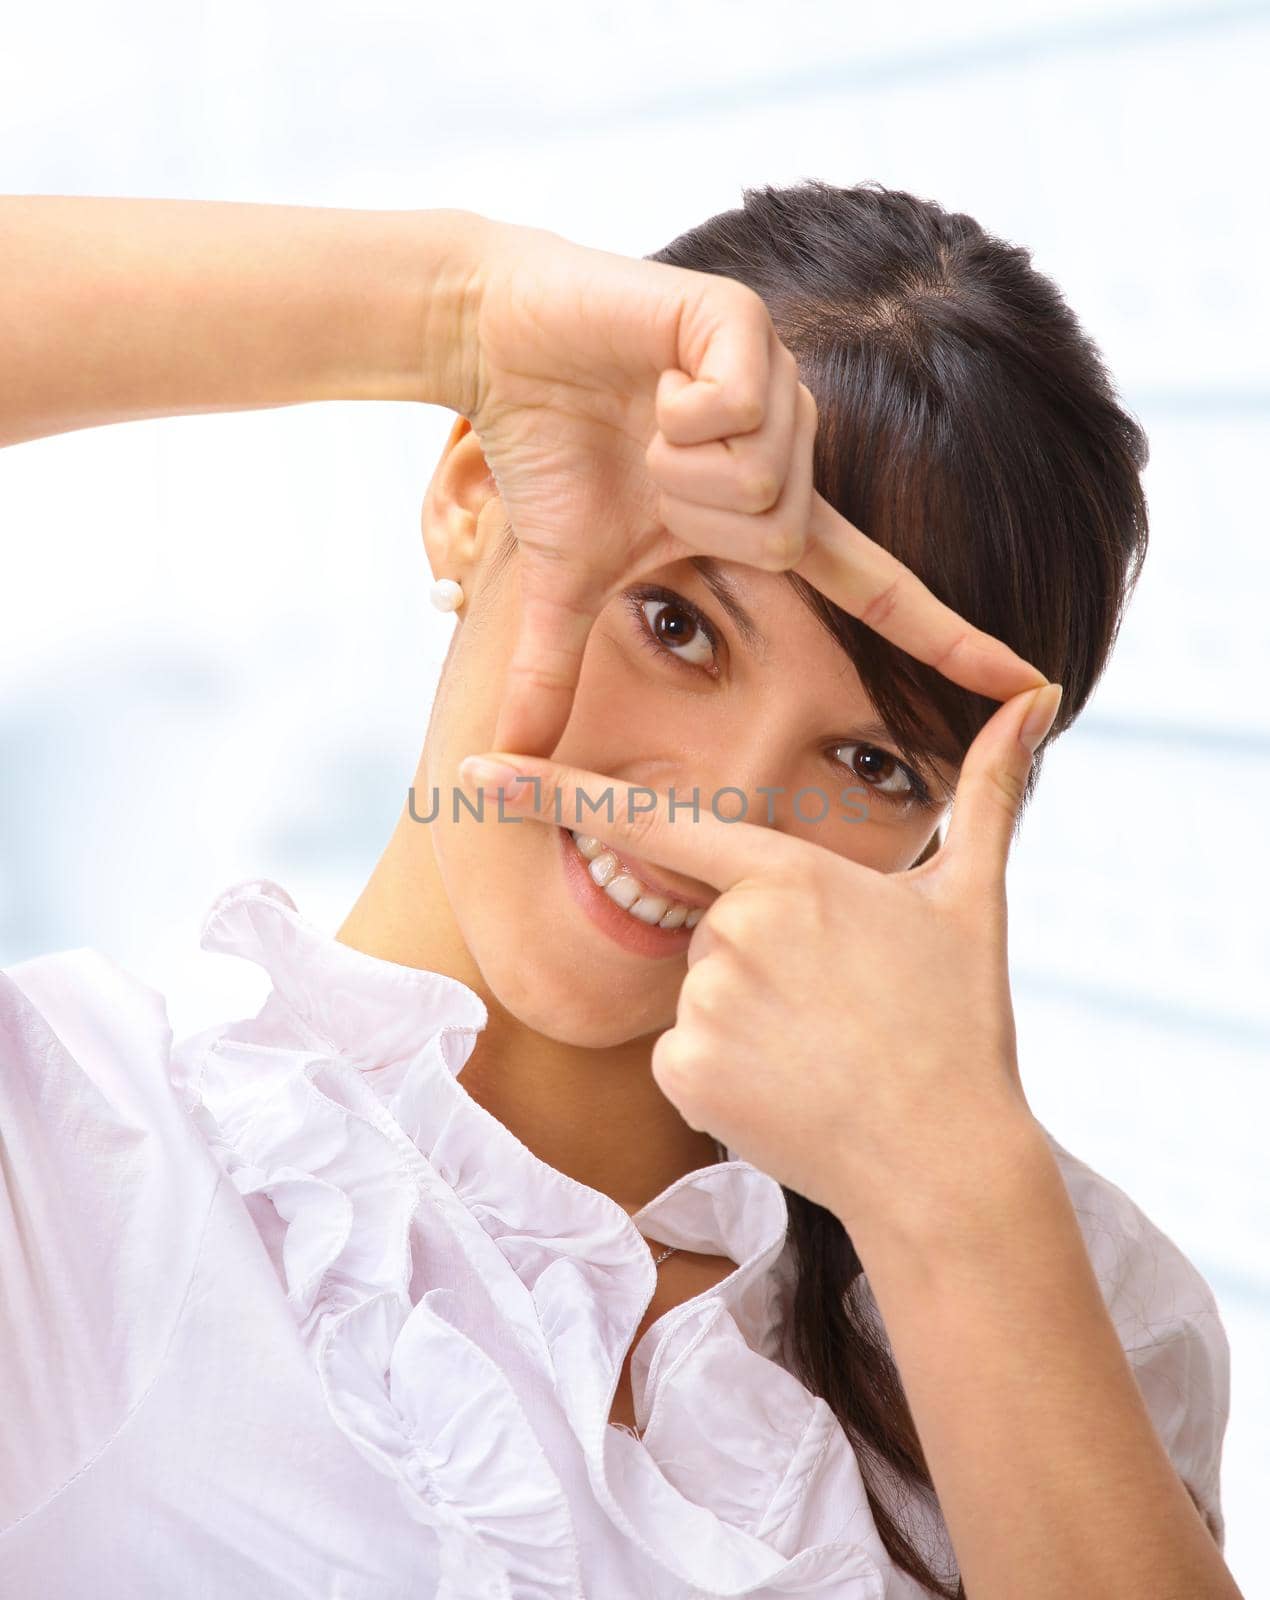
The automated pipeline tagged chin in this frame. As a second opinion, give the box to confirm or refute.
[480,943,672,1049]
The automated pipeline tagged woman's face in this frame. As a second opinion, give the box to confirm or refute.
[419,425,956,1050]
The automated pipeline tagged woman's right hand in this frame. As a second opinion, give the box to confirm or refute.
[459,219,1048,758]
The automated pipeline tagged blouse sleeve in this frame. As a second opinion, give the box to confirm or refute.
[1043,1131,1232,1550]
[0,948,221,1531]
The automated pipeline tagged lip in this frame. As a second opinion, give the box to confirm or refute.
[574,833,713,912]
[557,826,698,959]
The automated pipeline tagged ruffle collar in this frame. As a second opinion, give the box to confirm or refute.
[176,878,890,1599]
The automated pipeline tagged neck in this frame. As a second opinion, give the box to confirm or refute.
[335,801,722,1217]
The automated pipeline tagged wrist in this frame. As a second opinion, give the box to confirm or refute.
[838,1103,1060,1283]
[336,205,489,413]
[399,206,493,415]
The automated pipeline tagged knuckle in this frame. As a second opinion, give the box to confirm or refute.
[783,522,809,561]
[740,466,781,513]
[856,577,902,633]
[987,764,1026,815]
[651,1028,703,1095]
[729,441,782,510]
[681,959,733,1021]
[507,659,573,695]
[761,523,807,568]
[734,279,772,333]
[702,895,757,947]
[733,392,765,434]
[927,627,981,680]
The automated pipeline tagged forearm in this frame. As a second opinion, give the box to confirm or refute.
[0,195,489,447]
[842,1114,1242,1600]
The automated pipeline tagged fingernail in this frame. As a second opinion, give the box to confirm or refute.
[1018,683,1063,757]
[458,755,525,794]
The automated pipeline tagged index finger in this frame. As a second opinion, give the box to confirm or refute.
[795,493,1048,701]
[458,751,832,897]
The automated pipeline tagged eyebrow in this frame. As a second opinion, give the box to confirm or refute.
[688,557,769,653]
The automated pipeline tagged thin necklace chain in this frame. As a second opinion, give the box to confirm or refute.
[620,1139,729,1442]
[644,1138,728,1268]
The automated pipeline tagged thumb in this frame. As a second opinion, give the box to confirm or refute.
[940,681,1064,890]
[490,564,604,758]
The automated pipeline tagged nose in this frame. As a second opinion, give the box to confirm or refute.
[608,747,787,905]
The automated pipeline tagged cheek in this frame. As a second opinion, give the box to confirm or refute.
[881,807,949,873]
[557,617,664,743]
[788,792,948,875]
[416,598,689,1043]
[430,795,687,1048]
[430,624,511,753]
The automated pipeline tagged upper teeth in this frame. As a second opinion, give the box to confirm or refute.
[570,831,703,929]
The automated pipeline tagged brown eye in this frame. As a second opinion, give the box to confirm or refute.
[831,741,914,797]
[640,598,716,668]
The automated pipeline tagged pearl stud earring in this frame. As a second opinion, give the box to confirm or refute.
[429,577,465,613]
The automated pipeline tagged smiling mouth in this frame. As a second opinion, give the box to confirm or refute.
[567,830,706,929]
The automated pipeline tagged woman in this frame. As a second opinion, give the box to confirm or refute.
[0,183,1240,1598]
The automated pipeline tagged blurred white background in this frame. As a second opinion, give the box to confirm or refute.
[1,0,1266,1586]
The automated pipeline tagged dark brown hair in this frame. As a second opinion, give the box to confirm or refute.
[642,180,1150,1597]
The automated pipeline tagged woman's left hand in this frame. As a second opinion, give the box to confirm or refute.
[458,677,1062,1247]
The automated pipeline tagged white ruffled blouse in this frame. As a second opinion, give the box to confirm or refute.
[0,878,1231,1599]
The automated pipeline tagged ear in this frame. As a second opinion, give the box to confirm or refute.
[421,414,502,591]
